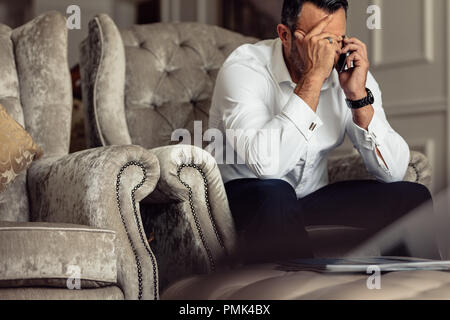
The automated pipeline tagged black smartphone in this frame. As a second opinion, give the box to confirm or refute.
[336,36,354,73]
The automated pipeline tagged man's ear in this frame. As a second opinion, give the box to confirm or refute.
[277,24,292,47]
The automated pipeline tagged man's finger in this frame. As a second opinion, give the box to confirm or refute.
[344,37,366,47]
[307,15,333,38]
[342,43,365,55]
[346,52,366,68]
[344,37,368,55]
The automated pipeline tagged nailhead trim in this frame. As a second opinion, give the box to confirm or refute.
[411,163,420,183]
[177,163,227,272]
[116,161,158,300]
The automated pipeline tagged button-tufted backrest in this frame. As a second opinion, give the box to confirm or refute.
[0,12,72,222]
[80,15,257,150]
[121,23,257,149]
[120,23,257,149]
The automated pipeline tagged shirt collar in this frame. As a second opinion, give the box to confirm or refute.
[269,38,333,91]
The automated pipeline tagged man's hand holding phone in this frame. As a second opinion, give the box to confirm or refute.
[338,36,370,101]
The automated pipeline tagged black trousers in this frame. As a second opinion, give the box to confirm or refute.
[225,179,435,262]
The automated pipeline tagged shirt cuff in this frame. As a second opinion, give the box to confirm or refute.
[352,114,391,173]
[352,113,390,151]
[282,93,323,141]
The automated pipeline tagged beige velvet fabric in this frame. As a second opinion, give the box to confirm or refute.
[0,222,116,287]
[0,286,124,300]
[11,11,72,158]
[80,15,257,150]
[0,104,43,194]
[0,11,74,222]
[28,145,161,300]
[141,145,237,291]
[79,15,254,296]
[0,12,160,300]
[121,23,257,150]
[329,151,432,190]
[0,23,30,222]
[80,14,132,148]
[162,264,450,300]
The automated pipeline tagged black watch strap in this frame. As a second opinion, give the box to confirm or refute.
[346,88,374,109]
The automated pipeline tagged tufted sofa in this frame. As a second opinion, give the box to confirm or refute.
[80,14,436,298]
[0,12,162,300]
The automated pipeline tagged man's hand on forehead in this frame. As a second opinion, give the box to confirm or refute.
[295,15,343,45]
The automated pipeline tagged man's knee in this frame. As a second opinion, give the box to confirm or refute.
[388,181,433,212]
[253,179,297,203]
[226,179,298,231]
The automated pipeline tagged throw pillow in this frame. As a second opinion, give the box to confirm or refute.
[0,103,43,193]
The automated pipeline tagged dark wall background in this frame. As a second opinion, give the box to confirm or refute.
[222,0,283,40]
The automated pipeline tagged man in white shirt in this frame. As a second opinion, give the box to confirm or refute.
[209,0,434,261]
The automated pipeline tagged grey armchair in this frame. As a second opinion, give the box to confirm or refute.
[0,12,160,300]
[80,14,433,293]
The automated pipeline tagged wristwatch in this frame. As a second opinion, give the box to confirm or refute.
[346,88,374,109]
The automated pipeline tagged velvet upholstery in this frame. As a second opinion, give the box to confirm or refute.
[11,11,72,158]
[28,145,160,300]
[0,222,116,287]
[328,151,432,187]
[141,145,237,290]
[0,23,29,222]
[162,264,450,300]
[79,14,131,148]
[0,286,124,300]
[80,15,255,292]
[0,12,161,300]
[81,14,257,150]
[80,15,435,296]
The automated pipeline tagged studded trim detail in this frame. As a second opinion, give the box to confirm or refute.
[411,163,420,183]
[176,163,227,272]
[116,161,159,300]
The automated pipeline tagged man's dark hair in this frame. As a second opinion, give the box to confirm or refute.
[282,0,349,33]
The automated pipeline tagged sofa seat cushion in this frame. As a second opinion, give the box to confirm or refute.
[162,263,450,300]
[0,222,117,288]
[0,286,124,300]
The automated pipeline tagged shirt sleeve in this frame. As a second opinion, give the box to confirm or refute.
[345,71,410,182]
[215,62,323,179]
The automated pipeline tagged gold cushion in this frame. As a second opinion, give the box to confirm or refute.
[0,104,42,193]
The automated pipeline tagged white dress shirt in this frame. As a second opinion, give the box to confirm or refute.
[208,38,410,198]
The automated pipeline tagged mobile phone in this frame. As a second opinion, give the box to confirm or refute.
[336,36,354,73]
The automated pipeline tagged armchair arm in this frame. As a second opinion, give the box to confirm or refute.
[27,145,160,300]
[141,145,237,290]
[328,151,432,191]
